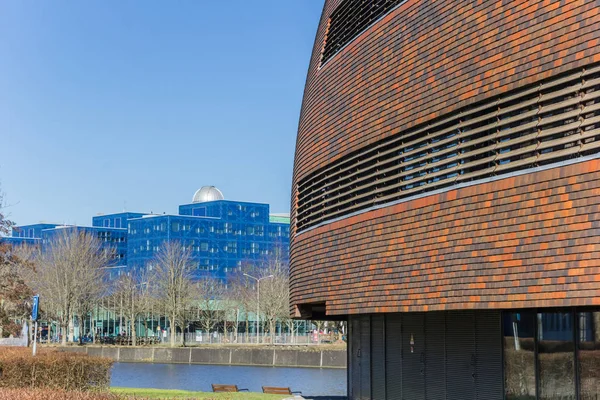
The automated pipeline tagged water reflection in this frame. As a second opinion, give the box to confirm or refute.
[579,311,600,400]
[504,312,536,400]
[111,362,347,396]
[538,312,575,400]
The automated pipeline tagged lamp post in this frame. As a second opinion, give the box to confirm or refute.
[244,273,273,344]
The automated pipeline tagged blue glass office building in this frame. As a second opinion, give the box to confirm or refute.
[3,187,290,282]
[128,187,289,280]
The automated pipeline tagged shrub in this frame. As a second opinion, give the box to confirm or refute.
[0,388,120,400]
[0,347,113,391]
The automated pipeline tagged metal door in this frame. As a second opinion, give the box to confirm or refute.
[475,310,503,400]
[402,312,425,400]
[425,311,446,400]
[446,310,476,400]
[386,314,402,399]
[359,315,371,399]
[371,314,385,400]
[350,316,361,399]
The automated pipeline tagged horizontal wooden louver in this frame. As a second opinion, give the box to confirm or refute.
[296,64,600,232]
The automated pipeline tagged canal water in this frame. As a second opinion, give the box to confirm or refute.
[111,362,347,397]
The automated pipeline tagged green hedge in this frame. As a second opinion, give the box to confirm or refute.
[0,347,113,391]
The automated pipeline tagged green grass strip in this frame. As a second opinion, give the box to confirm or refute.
[110,387,290,399]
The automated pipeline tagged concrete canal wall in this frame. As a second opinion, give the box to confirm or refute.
[60,346,347,368]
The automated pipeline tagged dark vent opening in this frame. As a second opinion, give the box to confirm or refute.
[321,0,408,66]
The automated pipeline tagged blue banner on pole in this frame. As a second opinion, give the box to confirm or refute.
[31,295,39,321]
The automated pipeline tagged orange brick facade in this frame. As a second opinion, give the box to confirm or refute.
[291,159,600,316]
[291,0,600,318]
[293,0,600,187]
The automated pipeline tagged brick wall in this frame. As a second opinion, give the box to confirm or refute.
[291,159,600,316]
[291,0,600,316]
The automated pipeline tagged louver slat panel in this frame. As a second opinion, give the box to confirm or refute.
[296,66,600,232]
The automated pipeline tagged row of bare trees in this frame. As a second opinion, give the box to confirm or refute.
[11,229,293,347]
[0,188,34,338]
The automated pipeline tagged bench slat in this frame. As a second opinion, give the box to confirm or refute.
[212,384,239,392]
[263,386,293,394]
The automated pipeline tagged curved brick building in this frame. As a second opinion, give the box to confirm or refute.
[290,1,600,399]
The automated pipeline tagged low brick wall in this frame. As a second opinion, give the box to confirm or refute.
[60,346,346,368]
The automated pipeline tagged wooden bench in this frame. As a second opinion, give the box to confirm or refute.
[211,384,248,392]
[262,386,302,395]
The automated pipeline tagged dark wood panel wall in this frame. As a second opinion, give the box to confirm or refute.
[290,0,600,317]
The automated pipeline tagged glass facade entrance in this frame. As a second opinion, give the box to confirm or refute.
[504,310,600,400]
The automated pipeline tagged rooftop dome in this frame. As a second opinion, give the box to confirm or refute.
[192,186,224,203]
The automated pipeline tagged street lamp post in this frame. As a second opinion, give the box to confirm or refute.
[243,273,273,344]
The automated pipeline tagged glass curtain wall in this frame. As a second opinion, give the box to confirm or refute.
[504,311,536,399]
[537,312,576,399]
[504,310,600,400]
[578,312,600,400]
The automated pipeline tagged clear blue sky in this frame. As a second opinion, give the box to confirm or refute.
[0,1,324,226]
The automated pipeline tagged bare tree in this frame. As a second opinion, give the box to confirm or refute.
[0,243,33,338]
[260,245,290,343]
[111,270,151,346]
[226,269,257,339]
[0,184,14,236]
[150,241,194,347]
[194,277,225,342]
[29,228,112,345]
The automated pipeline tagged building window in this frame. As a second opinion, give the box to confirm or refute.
[172,222,180,232]
[538,312,575,399]
[503,310,594,400]
[579,311,600,398]
[193,207,206,217]
[504,312,536,399]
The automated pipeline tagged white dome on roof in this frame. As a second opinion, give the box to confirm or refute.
[192,186,224,203]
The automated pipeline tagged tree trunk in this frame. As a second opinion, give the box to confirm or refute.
[234,309,239,343]
[61,323,67,346]
[78,314,84,345]
[169,314,176,347]
[92,316,96,344]
[68,317,74,343]
[130,315,137,346]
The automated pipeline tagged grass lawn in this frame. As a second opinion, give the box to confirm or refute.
[111,387,290,399]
